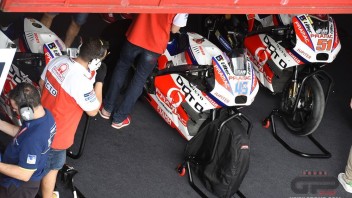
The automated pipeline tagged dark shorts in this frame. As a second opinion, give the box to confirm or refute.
[0,181,40,198]
[43,149,66,176]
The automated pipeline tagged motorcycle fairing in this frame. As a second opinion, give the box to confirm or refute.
[292,14,341,63]
[146,32,259,140]
[43,42,63,65]
[149,74,216,140]
[155,74,215,113]
[244,34,298,92]
[22,18,66,54]
[207,55,258,107]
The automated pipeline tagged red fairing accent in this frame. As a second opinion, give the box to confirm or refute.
[244,36,274,84]
[157,54,168,70]
[332,19,340,51]
[185,51,193,64]
[251,75,258,93]
[155,75,185,106]
[263,63,274,84]
[43,47,53,65]
[247,14,255,32]
[3,77,16,95]
[154,75,188,129]
[273,15,279,26]
[18,38,26,52]
[244,35,269,69]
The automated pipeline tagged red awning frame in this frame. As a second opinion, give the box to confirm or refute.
[1,0,352,14]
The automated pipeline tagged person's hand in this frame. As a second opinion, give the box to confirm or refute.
[95,62,107,83]
[350,98,352,109]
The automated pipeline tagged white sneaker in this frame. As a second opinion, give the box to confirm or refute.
[338,173,352,193]
[53,191,60,198]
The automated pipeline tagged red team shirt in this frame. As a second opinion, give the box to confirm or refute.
[126,13,188,54]
[41,56,100,149]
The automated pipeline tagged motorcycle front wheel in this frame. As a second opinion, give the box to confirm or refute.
[280,76,325,136]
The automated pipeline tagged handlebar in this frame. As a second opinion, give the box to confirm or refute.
[156,64,213,76]
[246,25,292,37]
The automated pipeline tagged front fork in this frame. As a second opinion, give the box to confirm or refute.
[286,65,334,113]
[289,66,299,99]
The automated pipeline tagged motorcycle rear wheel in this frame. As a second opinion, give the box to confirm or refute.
[280,76,325,136]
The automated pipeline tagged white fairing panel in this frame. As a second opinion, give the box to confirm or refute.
[23,18,66,53]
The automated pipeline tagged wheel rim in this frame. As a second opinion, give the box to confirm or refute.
[286,84,314,127]
[280,76,325,135]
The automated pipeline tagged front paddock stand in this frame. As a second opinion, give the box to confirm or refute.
[60,164,86,198]
[263,109,331,159]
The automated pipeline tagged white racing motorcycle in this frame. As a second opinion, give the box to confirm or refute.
[244,14,341,136]
[143,32,259,140]
[205,14,341,136]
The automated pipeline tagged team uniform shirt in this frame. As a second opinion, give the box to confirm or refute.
[0,109,56,188]
[40,55,100,150]
[126,13,188,54]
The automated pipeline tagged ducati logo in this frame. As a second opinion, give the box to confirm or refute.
[53,63,69,82]
[193,38,205,44]
[166,88,183,108]
[254,47,268,66]
[56,64,68,75]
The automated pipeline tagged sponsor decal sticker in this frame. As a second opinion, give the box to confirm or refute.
[44,80,57,97]
[84,90,96,102]
[27,154,37,164]
[52,63,69,82]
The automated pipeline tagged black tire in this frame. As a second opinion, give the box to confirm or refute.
[280,76,325,136]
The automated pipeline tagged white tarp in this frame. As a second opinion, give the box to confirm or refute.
[0,31,16,94]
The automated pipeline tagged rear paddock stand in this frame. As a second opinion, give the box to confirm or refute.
[262,109,331,158]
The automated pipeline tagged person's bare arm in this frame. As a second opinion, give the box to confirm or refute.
[171,24,181,34]
[0,119,20,137]
[0,163,35,182]
[39,79,44,91]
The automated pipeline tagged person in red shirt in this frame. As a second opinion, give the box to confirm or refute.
[100,13,188,129]
[39,37,108,198]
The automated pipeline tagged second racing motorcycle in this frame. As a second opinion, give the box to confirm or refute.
[244,14,341,136]
[206,14,341,136]
[143,32,259,140]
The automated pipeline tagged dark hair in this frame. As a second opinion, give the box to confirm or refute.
[79,37,109,62]
[8,83,41,108]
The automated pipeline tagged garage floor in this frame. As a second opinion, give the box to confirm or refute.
[2,13,352,198]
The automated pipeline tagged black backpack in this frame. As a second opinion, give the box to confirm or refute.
[184,110,251,198]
